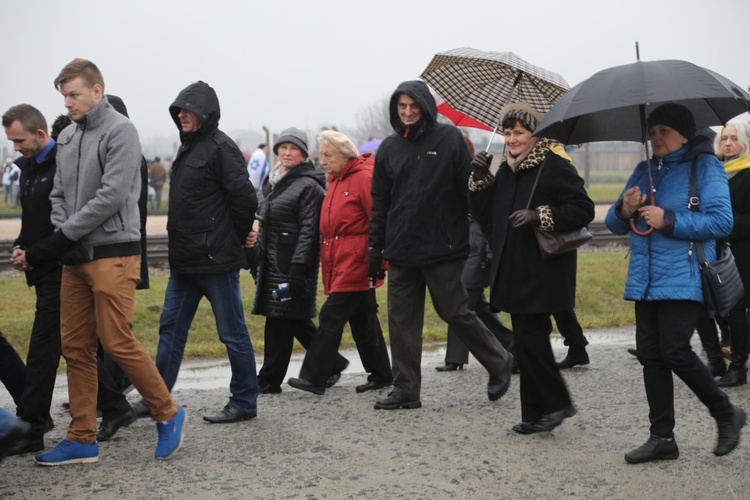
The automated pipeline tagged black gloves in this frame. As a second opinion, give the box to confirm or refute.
[508,209,540,229]
[471,151,493,179]
[368,252,385,281]
[288,263,308,295]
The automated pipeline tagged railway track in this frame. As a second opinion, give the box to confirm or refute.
[0,222,627,272]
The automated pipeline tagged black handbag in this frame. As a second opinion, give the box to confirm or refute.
[689,156,744,319]
[526,157,592,261]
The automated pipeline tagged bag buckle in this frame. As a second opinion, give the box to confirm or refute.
[688,196,700,209]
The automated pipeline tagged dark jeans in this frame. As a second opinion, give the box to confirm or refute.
[513,313,571,423]
[258,317,349,389]
[635,300,733,439]
[387,260,511,400]
[299,291,392,387]
[154,272,258,413]
[16,281,61,437]
[445,289,513,365]
[553,309,589,347]
[0,332,25,406]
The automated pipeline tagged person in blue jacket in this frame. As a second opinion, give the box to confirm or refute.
[605,103,745,464]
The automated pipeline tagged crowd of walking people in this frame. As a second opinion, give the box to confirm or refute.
[0,56,748,469]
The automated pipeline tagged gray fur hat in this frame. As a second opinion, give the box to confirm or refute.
[274,127,309,157]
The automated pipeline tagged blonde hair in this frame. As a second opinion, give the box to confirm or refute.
[317,130,359,160]
[54,58,105,92]
[714,121,750,160]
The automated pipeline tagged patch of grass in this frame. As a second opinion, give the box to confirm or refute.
[586,183,624,203]
[0,250,634,362]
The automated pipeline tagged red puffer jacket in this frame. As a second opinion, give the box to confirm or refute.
[320,153,383,294]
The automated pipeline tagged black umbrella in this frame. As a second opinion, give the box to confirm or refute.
[534,58,750,235]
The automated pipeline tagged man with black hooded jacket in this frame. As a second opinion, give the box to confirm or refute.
[132,81,260,424]
[368,80,513,410]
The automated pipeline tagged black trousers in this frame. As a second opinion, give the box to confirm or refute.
[695,309,725,361]
[258,317,349,388]
[635,300,733,439]
[96,344,133,420]
[512,313,572,423]
[16,281,61,437]
[553,309,589,348]
[299,291,392,387]
[0,331,25,406]
[445,289,513,365]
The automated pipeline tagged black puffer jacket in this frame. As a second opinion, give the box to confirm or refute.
[252,162,326,319]
[369,80,472,268]
[167,82,257,275]
[15,144,60,286]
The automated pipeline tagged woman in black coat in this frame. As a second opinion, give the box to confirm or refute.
[470,102,594,434]
[249,128,348,394]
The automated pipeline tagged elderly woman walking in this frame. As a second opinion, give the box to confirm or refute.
[606,103,745,463]
[288,131,393,395]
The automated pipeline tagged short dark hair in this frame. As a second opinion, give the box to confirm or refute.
[50,114,72,140]
[258,143,266,149]
[54,58,105,92]
[2,104,48,135]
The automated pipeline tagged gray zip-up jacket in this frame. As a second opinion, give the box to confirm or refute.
[51,97,142,259]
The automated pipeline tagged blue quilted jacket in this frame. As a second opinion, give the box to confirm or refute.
[605,136,733,302]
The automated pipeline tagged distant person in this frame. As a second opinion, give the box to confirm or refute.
[287,131,392,395]
[2,165,11,205]
[2,104,63,456]
[368,80,512,411]
[148,156,167,209]
[470,101,594,434]
[34,58,185,465]
[247,143,269,192]
[132,81,260,425]
[250,128,349,394]
[8,161,21,207]
[605,103,744,463]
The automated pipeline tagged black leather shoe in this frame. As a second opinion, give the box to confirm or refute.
[288,377,325,395]
[531,405,576,432]
[625,435,679,464]
[512,422,537,435]
[132,400,152,419]
[97,409,137,442]
[7,435,44,456]
[709,358,727,377]
[374,392,421,410]
[714,405,746,456]
[259,384,282,394]
[327,359,350,388]
[435,363,463,372]
[557,347,590,369]
[203,405,257,424]
[488,354,512,401]
[0,420,31,462]
[717,368,747,387]
[355,380,390,393]
[627,348,638,357]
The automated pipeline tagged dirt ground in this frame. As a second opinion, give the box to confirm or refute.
[1,328,749,499]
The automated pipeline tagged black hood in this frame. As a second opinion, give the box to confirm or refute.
[389,80,437,140]
[169,81,220,143]
[106,95,129,118]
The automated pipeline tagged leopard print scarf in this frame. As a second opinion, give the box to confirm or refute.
[503,139,553,172]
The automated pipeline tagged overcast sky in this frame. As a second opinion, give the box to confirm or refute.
[2,0,749,152]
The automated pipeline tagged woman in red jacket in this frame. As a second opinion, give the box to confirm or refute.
[288,131,393,395]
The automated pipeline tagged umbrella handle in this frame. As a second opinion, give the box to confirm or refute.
[629,199,655,237]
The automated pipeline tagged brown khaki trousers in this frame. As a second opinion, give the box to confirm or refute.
[60,256,176,443]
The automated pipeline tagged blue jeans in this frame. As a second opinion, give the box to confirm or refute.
[155,271,258,413]
[0,408,17,439]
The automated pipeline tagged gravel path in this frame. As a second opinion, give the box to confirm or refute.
[1,328,749,499]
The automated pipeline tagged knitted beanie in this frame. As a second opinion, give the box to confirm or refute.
[647,103,695,140]
[274,127,309,157]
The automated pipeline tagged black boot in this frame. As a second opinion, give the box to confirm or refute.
[714,405,746,456]
[625,435,679,464]
[709,357,727,377]
[717,367,747,387]
[557,346,590,369]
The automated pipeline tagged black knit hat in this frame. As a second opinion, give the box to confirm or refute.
[274,127,308,157]
[647,103,695,140]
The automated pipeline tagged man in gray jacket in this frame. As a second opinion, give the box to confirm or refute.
[33,58,185,466]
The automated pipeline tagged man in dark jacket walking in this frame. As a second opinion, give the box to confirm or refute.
[368,80,513,409]
[2,104,61,455]
[133,81,259,424]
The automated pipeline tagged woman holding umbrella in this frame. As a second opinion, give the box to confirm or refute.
[605,103,744,463]
[469,101,594,434]
[712,121,750,387]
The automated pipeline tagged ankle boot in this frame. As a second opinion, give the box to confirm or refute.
[557,346,590,369]
[714,405,746,456]
[718,366,747,387]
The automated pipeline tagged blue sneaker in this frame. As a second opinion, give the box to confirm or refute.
[155,405,186,460]
[34,439,98,466]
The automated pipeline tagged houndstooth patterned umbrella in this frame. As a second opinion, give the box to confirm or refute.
[421,48,570,130]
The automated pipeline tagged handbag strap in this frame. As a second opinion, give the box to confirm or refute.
[525,156,550,210]
[688,155,709,266]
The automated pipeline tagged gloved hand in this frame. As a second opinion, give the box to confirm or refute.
[471,151,493,179]
[368,253,385,281]
[508,209,540,229]
[287,263,307,296]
